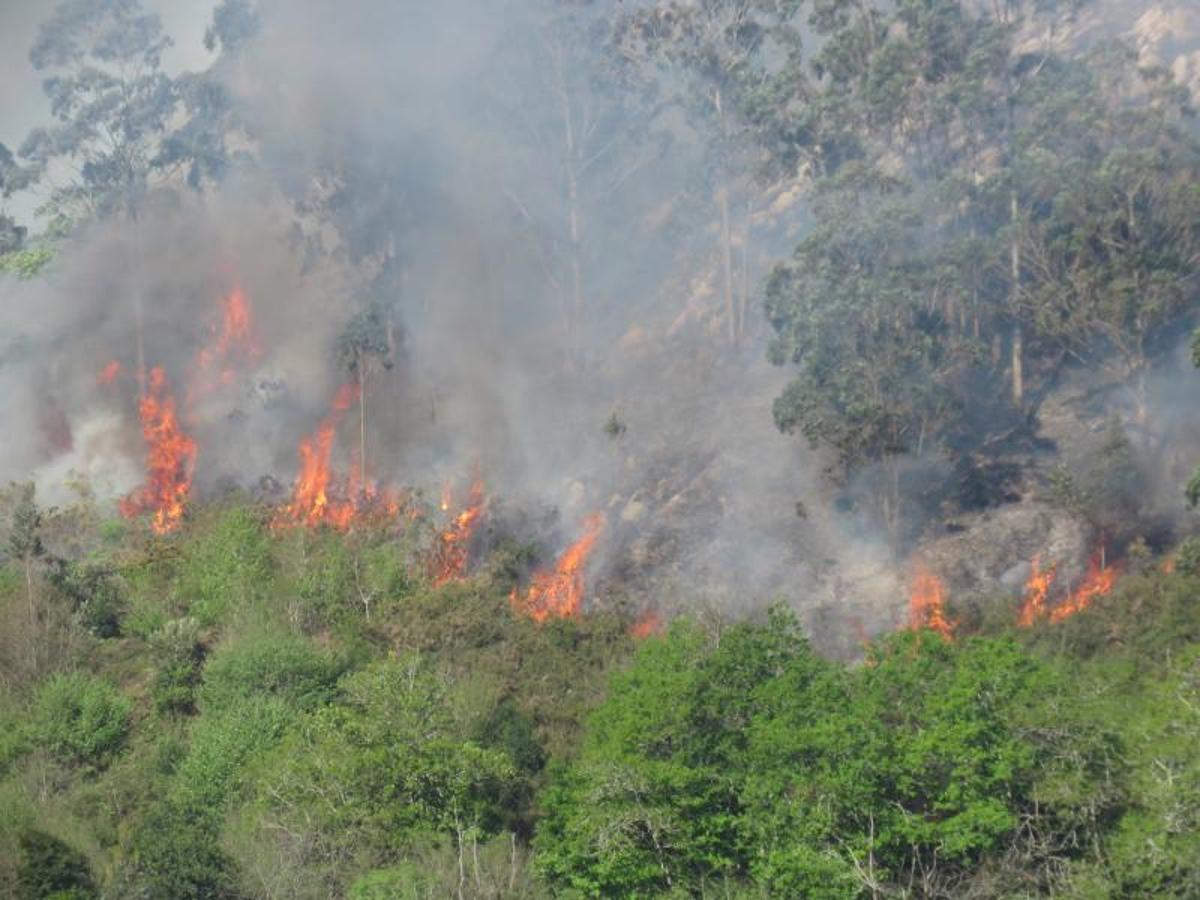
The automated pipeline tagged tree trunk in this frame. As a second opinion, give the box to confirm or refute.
[738,196,751,342]
[718,181,735,346]
[1010,189,1023,407]
[25,556,37,672]
[555,45,584,359]
[358,355,368,486]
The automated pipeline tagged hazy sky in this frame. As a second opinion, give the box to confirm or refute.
[0,0,214,225]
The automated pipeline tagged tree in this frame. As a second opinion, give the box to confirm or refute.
[16,828,96,900]
[614,0,804,347]
[17,0,180,386]
[336,302,394,487]
[18,0,177,223]
[10,484,45,670]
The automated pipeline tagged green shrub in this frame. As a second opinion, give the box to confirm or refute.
[149,618,204,715]
[123,803,237,900]
[173,697,290,815]
[31,673,131,768]
[48,560,125,638]
[1175,536,1200,577]
[199,633,343,713]
[178,507,274,626]
[472,701,545,775]
[16,828,95,900]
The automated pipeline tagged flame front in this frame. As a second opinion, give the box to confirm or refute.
[511,513,605,622]
[431,477,486,585]
[276,383,360,529]
[1017,555,1056,627]
[1049,552,1119,623]
[120,367,197,534]
[909,562,954,639]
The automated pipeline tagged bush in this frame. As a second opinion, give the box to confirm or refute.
[199,634,343,713]
[48,560,125,638]
[178,507,274,626]
[149,618,204,715]
[1175,536,1200,578]
[31,673,131,768]
[16,828,95,900]
[123,803,237,899]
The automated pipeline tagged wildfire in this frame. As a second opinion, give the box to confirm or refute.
[1049,552,1119,623]
[630,609,664,639]
[909,561,954,639]
[98,360,121,386]
[189,287,260,403]
[275,383,359,529]
[431,477,486,585]
[511,513,605,623]
[1014,549,1120,625]
[1017,555,1056,627]
[120,367,197,534]
[274,383,411,530]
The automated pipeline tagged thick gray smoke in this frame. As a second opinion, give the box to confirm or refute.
[1,0,1197,642]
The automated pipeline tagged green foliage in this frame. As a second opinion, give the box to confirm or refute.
[148,617,203,715]
[199,633,343,714]
[538,612,1117,897]
[9,483,43,562]
[31,673,131,769]
[245,656,519,887]
[472,701,545,776]
[178,506,274,626]
[16,829,95,900]
[173,697,291,815]
[0,247,55,279]
[1176,537,1200,577]
[124,802,238,900]
[48,560,124,638]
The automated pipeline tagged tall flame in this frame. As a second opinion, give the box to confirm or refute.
[120,367,197,534]
[1017,555,1056,627]
[276,383,360,529]
[431,477,486,585]
[909,561,954,639]
[189,287,261,404]
[1049,552,1119,623]
[511,513,605,622]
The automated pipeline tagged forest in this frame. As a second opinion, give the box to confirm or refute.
[1,0,1200,897]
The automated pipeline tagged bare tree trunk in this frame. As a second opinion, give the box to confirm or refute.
[358,355,368,486]
[25,556,36,672]
[554,45,584,359]
[738,196,751,342]
[718,181,735,346]
[1010,190,1023,408]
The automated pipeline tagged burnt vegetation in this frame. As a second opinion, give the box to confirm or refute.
[2,0,1200,897]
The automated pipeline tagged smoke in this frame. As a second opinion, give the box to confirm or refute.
[3,0,1196,638]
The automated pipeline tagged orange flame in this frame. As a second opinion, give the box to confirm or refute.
[275,383,360,529]
[1049,552,1119,623]
[431,477,486,585]
[511,513,605,622]
[1017,555,1056,627]
[98,360,121,386]
[273,384,412,531]
[630,609,664,639]
[1163,556,1176,575]
[120,367,197,534]
[189,287,261,403]
[909,561,954,639]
